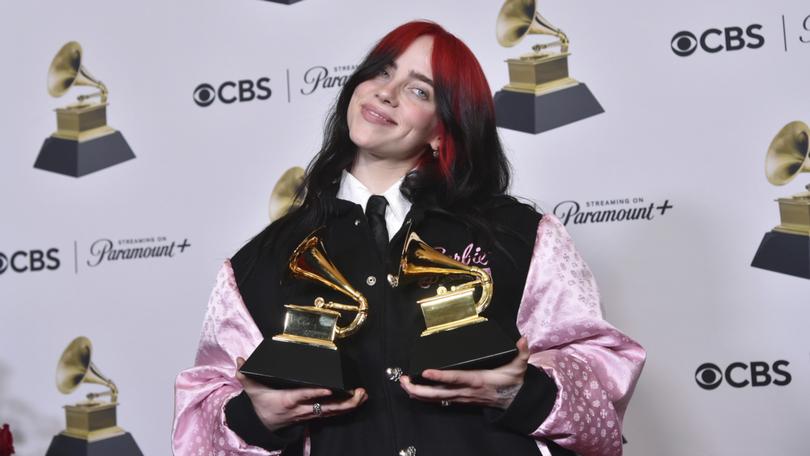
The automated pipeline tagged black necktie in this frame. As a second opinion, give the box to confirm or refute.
[365,195,389,257]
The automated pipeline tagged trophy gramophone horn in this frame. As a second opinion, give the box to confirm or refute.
[47,41,108,104]
[496,0,569,52]
[56,336,118,403]
[398,232,493,315]
[766,121,810,186]
[290,234,368,338]
[269,166,305,223]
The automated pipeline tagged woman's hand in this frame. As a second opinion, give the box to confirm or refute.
[235,357,368,431]
[399,337,530,410]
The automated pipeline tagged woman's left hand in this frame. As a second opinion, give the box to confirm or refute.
[399,337,530,410]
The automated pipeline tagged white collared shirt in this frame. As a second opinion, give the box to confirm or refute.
[336,170,411,241]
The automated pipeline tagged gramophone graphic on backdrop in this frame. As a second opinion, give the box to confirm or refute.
[34,41,135,177]
[45,337,142,456]
[494,0,603,134]
[751,121,810,279]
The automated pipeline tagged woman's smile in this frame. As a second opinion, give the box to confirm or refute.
[360,104,397,126]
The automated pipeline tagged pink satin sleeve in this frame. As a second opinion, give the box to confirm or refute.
[172,260,278,456]
[517,215,646,456]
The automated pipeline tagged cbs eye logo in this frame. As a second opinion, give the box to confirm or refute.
[671,25,765,57]
[0,249,60,275]
[193,77,272,107]
[695,361,791,390]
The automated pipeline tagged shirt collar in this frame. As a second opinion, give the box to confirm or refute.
[336,169,411,219]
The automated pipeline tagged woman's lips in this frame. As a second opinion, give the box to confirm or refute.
[361,105,397,126]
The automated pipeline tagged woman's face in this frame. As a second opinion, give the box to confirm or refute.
[347,35,441,163]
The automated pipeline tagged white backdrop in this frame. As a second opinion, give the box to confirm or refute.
[1,1,809,455]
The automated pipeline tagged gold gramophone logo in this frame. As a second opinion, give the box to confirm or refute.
[34,42,135,177]
[45,337,143,456]
[268,166,305,222]
[751,121,810,279]
[493,0,603,134]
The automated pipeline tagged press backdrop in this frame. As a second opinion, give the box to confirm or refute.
[1,0,809,455]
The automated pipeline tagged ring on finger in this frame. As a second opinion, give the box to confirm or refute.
[312,402,322,416]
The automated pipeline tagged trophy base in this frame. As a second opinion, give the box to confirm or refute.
[240,338,353,399]
[407,320,517,383]
[751,230,810,279]
[263,0,303,3]
[45,432,143,456]
[34,130,135,177]
[493,83,604,134]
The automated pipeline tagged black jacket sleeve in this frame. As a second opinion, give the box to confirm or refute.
[224,391,306,451]
[484,364,558,435]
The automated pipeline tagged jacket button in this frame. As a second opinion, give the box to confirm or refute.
[398,446,416,456]
[354,219,361,226]
[366,275,376,286]
[385,367,402,382]
[387,273,398,287]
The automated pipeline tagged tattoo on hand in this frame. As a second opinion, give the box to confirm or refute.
[495,384,521,407]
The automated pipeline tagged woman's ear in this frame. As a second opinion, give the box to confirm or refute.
[429,136,441,152]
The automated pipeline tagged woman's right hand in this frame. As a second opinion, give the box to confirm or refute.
[235,357,368,431]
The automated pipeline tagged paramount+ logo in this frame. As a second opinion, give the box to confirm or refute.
[0,249,60,275]
[671,24,764,57]
[193,77,272,107]
[695,361,791,390]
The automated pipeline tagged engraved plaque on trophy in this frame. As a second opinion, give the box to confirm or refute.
[240,233,368,398]
[35,41,135,177]
[45,337,143,456]
[494,0,603,134]
[396,231,517,383]
[751,121,810,279]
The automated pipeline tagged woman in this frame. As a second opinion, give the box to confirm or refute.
[173,21,645,456]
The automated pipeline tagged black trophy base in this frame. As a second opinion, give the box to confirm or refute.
[494,83,604,134]
[751,230,810,279]
[240,339,353,399]
[263,0,303,4]
[35,131,135,177]
[45,432,143,456]
[408,320,518,383]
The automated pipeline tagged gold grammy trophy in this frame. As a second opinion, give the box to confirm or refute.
[35,41,135,177]
[751,121,810,279]
[493,0,603,134]
[239,233,368,398]
[397,232,517,381]
[45,337,143,456]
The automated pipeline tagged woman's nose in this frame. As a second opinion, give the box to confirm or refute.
[375,81,398,107]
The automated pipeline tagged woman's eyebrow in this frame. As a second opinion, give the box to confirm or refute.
[408,70,434,87]
[387,61,434,86]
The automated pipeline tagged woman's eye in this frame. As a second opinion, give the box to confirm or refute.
[412,87,429,100]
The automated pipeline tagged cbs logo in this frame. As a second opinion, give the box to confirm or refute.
[193,77,272,107]
[671,25,765,57]
[695,361,791,390]
[0,249,60,275]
